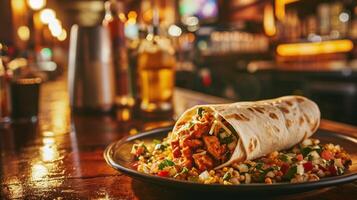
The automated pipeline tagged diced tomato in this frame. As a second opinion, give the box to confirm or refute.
[135,147,145,157]
[303,161,313,171]
[132,162,139,170]
[328,165,337,176]
[296,154,303,161]
[321,150,333,160]
[157,170,169,177]
[280,163,290,174]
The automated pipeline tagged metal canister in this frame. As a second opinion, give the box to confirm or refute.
[68,25,116,112]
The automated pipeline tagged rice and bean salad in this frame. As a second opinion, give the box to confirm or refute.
[131,137,352,184]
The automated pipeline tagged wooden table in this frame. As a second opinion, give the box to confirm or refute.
[1,77,357,199]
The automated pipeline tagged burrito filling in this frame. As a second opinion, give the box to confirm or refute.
[168,107,238,171]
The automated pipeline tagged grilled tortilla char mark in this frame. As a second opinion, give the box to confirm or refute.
[269,112,279,120]
[227,113,250,121]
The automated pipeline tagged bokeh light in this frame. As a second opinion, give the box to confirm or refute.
[40,47,52,60]
[49,19,62,37]
[57,29,67,41]
[17,26,30,41]
[40,8,56,24]
[168,25,182,37]
[27,0,46,10]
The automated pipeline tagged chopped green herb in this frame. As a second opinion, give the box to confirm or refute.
[257,173,267,182]
[265,166,279,172]
[279,154,289,162]
[307,155,313,161]
[153,139,161,145]
[181,167,189,174]
[301,147,313,157]
[255,162,264,170]
[220,135,234,144]
[223,172,231,181]
[158,159,175,170]
[283,165,297,180]
[337,167,344,175]
[197,108,204,118]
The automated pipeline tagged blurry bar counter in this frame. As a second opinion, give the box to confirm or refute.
[176,60,357,125]
[2,65,357,200]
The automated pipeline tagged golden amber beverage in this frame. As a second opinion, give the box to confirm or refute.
[137,36,176,116]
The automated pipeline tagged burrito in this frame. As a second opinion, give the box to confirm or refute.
[168,95,320,171]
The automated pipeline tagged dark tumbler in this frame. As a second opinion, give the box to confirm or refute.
[10,77,41,121]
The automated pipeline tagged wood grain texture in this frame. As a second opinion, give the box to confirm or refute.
[1,77,356,199]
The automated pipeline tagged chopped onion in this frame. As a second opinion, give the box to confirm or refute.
[199,170,210,181]
[308,151,320,160]
[297,164,304,175]
[209,121,217,135]
[302,139,313,147]
[334,158,343,168]
[238,164,249,173]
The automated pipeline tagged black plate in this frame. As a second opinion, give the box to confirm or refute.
[104,126,357,195]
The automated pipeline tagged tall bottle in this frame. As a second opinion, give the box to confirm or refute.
[137,6,176,118]
[103,0,133,110]
[0,52,10,123]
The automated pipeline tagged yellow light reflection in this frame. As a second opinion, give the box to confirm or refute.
[126,18,136,25]
[43,131,55,137]
[11,0,27,13]
[17,26,30,41]
[263,4,276,36]
[41,137,60,162]
[128,11,137,19]
[31,163,48,181]
[118,13,126,22]
[143,10,153,23]
[275,0,299,21]
[57,29,67,41]
[43,137,55,145]
[116,108,131,121]
[41,145,59,162]
[129,128,138,135]
[276,40,354,56]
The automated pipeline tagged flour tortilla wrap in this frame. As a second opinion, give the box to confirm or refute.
[172,96,320,169]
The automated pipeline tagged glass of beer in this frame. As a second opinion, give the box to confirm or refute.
[137,32,176,118]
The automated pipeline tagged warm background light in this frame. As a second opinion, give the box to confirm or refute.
[275,0,299,21]
[40,8,56,24]
[17,25,30,41]
[263,4,276,36]
[27,0,46,10]
[48,19,62,37]
[276,40,354,56]
[168,24,182,37]
[11,0,27,13]
[57,29,67,41]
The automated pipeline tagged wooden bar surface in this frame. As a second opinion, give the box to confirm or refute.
[1,77,357,199]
